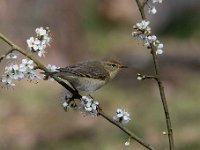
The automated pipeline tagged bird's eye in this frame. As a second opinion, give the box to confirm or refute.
[111,64,116,67]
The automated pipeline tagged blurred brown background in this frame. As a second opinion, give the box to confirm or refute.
[0,0,200,150]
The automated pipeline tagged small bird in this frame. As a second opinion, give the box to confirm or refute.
[48,58,127,93]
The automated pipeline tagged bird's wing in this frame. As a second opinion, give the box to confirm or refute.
[58,61,109,80]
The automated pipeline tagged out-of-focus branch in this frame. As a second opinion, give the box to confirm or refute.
[0,32,155,150]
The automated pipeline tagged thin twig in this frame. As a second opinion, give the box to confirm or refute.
[0,32,155,150]
[145,75,157,80]
[142,0,149,8]
[137,73,157,80]
[135,0,146,20]
[134,1,175,150]
[99,110,155,150]
[150,47,174,150]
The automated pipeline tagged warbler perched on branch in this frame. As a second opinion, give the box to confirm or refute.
[45,58,127,93]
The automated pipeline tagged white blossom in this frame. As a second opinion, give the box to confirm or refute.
[125,141,130,146]
[35,27,47,36]
[38,48,46,57]
[137,76,143,80]
[154,42,164,55]
[136,20,150,30]
[162,131,167,135]
[1,67,15,87]
[148,6,157,15]
[62,101,68,108]
[139,34,147,40]
[33,38,41,50]
[132,20,151,37]
[20,59,34,73]
[148,0,163,15]
[152,0,163,4]
[143,35,158,48]
[43,35,51,46]
[47,64,58,72]
[157,43,164,49]
[1,78,15,87]
[27,37,35,51]
[156,49,163,55]
[1,66,16,87]
[137,73,145,80]
[147,35,157,43]
[46,64,59,81]
[1,76,14,86]
[24,68,39,80]
[20,59,34,70]
[6,52,18,59]
[11,64,24,80]
[27,37,41,52]
[113,108,131,124]
[131,31,138,37]
[4,66,12,75]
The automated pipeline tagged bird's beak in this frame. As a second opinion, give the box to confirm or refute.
[120,65,128,68]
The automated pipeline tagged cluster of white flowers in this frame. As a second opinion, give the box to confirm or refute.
[132,20,151,38]
[6,52,18,60]
[132,20,164,55]
[113,108,131,125]
[1,59,39,87]
[148,0,163,15]
[27,27,51,57]
[61,95,99,114]
[81,96,99,115]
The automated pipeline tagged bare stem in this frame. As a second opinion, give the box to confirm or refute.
[134,1,175,150]
[151,47,174,150]
[99,110,155,150]
[0,32,155,150]
[135,0,146,20]
[142,0,149,9]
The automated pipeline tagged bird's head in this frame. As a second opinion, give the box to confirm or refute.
[102,58,127,79]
